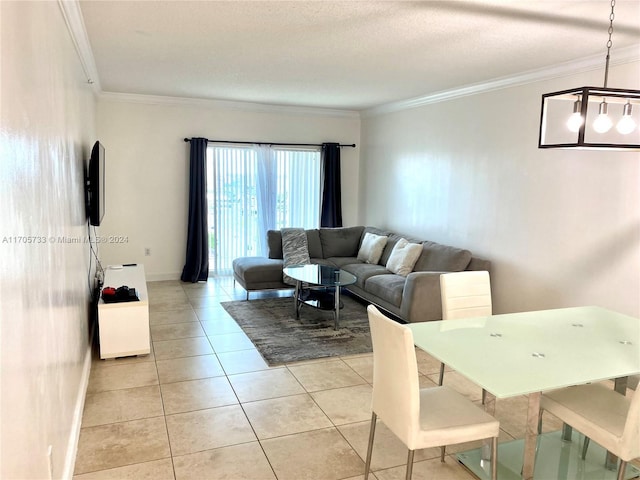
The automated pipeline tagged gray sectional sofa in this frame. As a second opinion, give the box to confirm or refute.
[232,226,490,323]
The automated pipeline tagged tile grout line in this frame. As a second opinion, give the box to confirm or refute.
[85,278,465,479]
[190,280,281,479]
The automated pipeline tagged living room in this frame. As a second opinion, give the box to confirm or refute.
[1,1,639,479]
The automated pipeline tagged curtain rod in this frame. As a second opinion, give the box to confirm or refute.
[183,137,356,148]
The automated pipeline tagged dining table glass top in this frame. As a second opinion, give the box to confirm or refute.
[408,306,640,398]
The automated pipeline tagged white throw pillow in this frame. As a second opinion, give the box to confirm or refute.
[386,238,422,276]
[357,232,388,264]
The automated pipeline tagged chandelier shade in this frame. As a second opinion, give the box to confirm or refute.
[539,86,640,150]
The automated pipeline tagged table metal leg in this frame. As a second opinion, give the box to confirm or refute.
[522,392,541,480]
[481,389,496,461]
[334,286,340,330]
[614,376,628,394]
[294,280,300,319]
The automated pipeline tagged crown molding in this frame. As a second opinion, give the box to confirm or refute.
[97,91,361,118]
[60,0,637,120]
[58,0,101,92]
[362,44,640,117]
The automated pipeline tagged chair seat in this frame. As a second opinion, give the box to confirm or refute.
[541,383,631,459]
[415,386,500,449]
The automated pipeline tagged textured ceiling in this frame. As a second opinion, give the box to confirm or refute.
[79,1,640,111]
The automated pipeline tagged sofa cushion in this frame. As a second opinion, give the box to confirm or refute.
[338,261,389,289]
[268,229,322,259]
[413,241,472,272]
[328,256,359,268]
[386,238,422,276]
[267,230,281,259]
[364,274,406,307]
[379,233,403,266]
[357,232,388,264]
[319,226,365,258]
[311,258,333,266]
[306,230,323,259]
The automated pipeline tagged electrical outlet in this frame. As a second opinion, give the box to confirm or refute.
[144,248,151,256]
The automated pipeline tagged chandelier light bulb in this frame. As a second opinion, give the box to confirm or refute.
[616,101,636,135]
[566,99,583,132]
[593,101,613,133]
[567,113,583,132]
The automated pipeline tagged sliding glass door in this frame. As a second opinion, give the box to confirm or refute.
[206,144,321,274]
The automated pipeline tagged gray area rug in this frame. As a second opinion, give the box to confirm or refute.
[221,294,372,366]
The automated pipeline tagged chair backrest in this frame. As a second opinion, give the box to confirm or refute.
[440,271,492,320]
[367,305,420,447]
[620,384,640,460]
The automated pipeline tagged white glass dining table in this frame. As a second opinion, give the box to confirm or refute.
[408,306,640,480]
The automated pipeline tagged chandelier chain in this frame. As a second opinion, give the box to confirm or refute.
[603,0,615,88]
[607,0,615,50]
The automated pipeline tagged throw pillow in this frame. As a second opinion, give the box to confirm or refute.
[357,232,388,264]
[386,238,422,276]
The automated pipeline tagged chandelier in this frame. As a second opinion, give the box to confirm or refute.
[538,0,640,150]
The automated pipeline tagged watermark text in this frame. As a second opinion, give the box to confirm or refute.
[2,235,129,245]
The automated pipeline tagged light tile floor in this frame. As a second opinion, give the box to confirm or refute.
[73,276,598,480]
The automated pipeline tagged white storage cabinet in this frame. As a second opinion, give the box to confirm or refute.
[98,264,150,359]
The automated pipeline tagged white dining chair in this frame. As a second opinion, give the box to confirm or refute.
[439,270,492,385]
[539,382,640,480]
[364,305,500,480]
[577,377,639,461]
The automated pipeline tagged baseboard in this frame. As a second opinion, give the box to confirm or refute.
[146,271,181,282]
[142,271,237,282]
[61,341,93,479]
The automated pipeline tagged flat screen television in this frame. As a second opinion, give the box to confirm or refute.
[87,141,105,226]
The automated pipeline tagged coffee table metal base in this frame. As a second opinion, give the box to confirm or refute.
[293,280,343,330]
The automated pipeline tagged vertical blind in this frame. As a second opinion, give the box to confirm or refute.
[207,144,321,274]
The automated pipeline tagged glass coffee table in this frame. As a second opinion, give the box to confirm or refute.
[282,264,357,330]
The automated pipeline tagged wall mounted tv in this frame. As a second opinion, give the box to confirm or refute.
[87,141,105,226]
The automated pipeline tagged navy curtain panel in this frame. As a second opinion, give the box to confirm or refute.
[320,143,343,227]
[180,138,209,282]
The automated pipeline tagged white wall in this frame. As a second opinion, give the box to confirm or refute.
[0,2,96,478]
[360,61,640,317]
[96,97,361,280]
